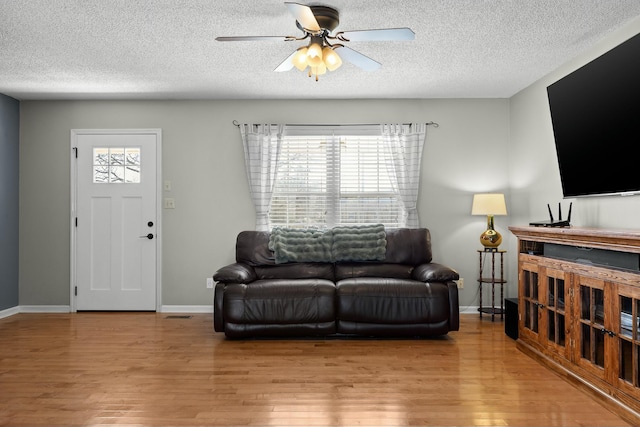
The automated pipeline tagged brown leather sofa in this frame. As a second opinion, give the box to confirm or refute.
[213,228,459,338]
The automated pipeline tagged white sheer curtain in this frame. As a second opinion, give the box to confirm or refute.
[381,123,427,228]
[239,124,284,231]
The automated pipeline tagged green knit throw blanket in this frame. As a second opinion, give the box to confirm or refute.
[269,224,387,264]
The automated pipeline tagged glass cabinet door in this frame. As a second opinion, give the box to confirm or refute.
[618,295,638,384]
[576,277,607,375]
[521,262,540,336]
[546,270,568,351]
[616,284,640,395]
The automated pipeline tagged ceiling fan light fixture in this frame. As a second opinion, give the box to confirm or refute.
[307,55,323,67]
[307,41,323,60]
[292,47,309,71]
[309,62,327,81]
[323,46,342,71]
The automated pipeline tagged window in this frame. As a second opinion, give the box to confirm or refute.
[269,131,404,229]
[93,147,141,183]
[239,123,427,231]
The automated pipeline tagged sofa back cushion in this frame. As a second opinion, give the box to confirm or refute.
[236,231,276,266]
[382,228,432,264]
[235,227,432,267]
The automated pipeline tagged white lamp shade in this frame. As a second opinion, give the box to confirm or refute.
[471,193,507,216]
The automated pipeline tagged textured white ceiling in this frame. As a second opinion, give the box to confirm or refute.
[1,1,639,100]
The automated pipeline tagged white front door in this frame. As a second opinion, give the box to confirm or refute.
[72,130,161,311]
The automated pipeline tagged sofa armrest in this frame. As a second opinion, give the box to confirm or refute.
[213,262,257,284]
[412,262,459,282]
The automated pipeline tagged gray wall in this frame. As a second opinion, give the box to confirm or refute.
[0,94,19,311]
[19,99,509,309]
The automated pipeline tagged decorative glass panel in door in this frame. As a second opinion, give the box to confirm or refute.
[617,288,640,397]
[547,271,567,348]
[522,264,540,334]
[579,282,606,369]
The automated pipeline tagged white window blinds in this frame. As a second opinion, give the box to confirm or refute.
[270,126,404,229]
[239,123,427,230]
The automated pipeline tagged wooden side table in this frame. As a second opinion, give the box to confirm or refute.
[477,249,507,321]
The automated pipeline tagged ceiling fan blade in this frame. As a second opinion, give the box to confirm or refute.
[334,46,381,71]
[337,28,415,42]
[215,36,291,42]
[285,2,320,32]
[274,51,297,72]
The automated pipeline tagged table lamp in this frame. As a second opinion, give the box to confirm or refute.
[472,193,507,249]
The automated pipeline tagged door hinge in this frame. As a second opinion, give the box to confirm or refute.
[73,147,78,158]
[74,286,78,296]
[75,217,78,227]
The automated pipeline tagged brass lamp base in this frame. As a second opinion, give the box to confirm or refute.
[480,229,502,248]
[479,214,502,248]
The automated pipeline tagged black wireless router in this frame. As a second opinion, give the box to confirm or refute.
[530,202,572,227]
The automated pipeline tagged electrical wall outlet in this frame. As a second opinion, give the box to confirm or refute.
[455,278,464,289]
[206,278,214,289]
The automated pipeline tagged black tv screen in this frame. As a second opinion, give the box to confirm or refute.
[547,32,640,198]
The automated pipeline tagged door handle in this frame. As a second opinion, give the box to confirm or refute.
[140,233,154,240]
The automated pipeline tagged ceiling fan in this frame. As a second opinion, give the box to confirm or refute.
[215,2,415,81]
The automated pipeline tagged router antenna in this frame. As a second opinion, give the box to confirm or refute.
[558,202,562,221]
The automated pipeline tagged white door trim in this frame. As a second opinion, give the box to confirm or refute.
[70,129,163,312]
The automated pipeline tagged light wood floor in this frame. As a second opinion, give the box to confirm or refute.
[0,312,630,427]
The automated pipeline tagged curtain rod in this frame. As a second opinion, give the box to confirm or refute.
[232,120,439,128]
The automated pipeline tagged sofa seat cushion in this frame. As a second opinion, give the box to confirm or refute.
[223,279,336,325]
[336,278,450,325]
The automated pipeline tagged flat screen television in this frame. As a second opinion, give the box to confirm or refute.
[547,32,640,198]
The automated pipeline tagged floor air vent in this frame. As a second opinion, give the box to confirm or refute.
[165,315,192,319]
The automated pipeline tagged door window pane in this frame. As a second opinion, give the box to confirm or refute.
[125,148,141,183]
[93,147,141,183]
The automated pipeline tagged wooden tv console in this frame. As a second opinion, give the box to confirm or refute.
[509,226,640,425]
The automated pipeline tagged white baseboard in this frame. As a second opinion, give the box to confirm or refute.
[20,305,71,313]
[0,306,20,319]
[1,305,72,319]
[460,306,480,315]
[161,305,213,313]
[0,305,212,318]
